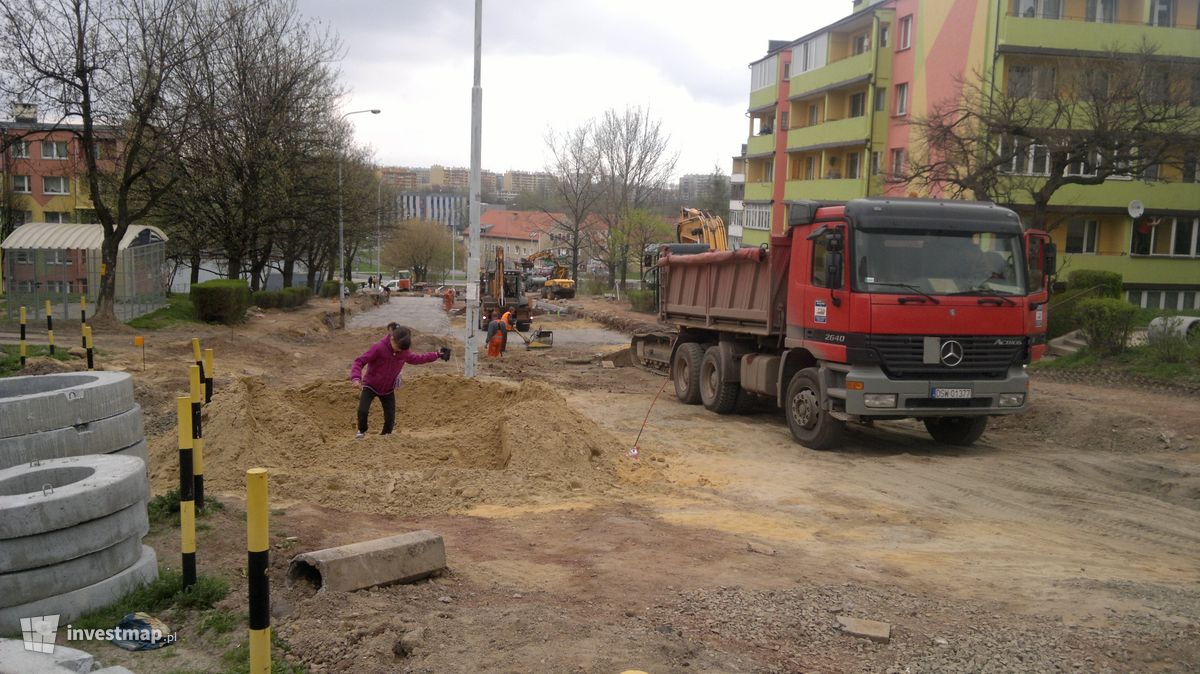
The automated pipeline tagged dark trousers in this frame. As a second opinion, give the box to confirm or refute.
[357,388,396,434]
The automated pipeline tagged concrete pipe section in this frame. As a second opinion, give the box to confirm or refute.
[288,531,447,593]
[0,500,148,573]
[0,372,136,439]
[0,535,143,607]
[0,405,145,470]
[0,455,147,539]
[0,545,157,634]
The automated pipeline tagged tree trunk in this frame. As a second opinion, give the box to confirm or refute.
[95,236,121,322]
[282,256,295,288]
[226,254,242,280]
[189,251,201,284]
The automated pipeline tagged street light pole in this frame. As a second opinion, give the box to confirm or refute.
[376,177,382,286]
[465,0,483,377]
[337,108,381,329]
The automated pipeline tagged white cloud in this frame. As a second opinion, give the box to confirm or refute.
[303,0,853,178]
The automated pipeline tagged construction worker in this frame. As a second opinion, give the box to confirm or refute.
[500,310,514,353]
[485,315,506,358]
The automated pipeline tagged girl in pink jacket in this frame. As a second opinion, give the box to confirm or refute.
[350,325,450,437]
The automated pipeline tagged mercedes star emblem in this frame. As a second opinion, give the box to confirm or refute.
[940,340,964,367]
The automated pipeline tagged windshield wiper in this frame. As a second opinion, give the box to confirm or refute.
[948,287,1017,306]
[870,282,940,304]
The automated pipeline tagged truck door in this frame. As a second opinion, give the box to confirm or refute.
[802,224,850,359]
[1025,231,1055,360]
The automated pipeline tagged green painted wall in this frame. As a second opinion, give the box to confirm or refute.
[784,178,867,202]
[788,51,874,98]
[750,85,778,111]
[999,15,1199,59]
[787,116,871,151]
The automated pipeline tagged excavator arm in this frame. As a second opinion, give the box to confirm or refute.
[676,207,729,251]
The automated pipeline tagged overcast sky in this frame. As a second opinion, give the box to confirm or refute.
[295,1,852,180]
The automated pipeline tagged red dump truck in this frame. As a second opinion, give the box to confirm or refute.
[631,198,1056,450]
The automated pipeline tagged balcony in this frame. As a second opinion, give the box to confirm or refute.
[787,116,870,152]
[789,51,874,99]
[783,178,866,202]
[1000,178,1200,211]
[999,15,1199,59]
[747,133,776,157]
[1057,252,1199,285]
[744,182,774,202]
[749,85,778,112]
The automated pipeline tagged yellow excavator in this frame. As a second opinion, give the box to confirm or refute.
[676,207,729,252]
[521,250,576,299]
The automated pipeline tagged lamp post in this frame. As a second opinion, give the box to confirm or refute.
[337,108,381,329]
[376,178,383,287]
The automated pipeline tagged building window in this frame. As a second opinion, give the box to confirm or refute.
[782,62,791,79]
[1150,0,1173,27]
[1008,64,1055,99]
[998,135,1050,175]
[847,152,861,180]
[16,210,32,225]
[791,35,828,75]
[44,211,71,224]
[744,204,771,230]
[808,104,819,126]
[41,140,68,160]
[852,33,870,55]
[849,92,866,118]
[871,151,882,176]
[1065,219,1098,254]
[874,87,886,112]
[894,83,908,115]
[46,249,69,264]
[780,111,790,131]
[1131,217,1198,257]
[1173,218,1197,256]
[811,233,829,287]
[13,175,31,193]
[763,161,773,183]
[43,176,70,195]
[898,15,912,50]
[1085,0,1117,23]
[879,24,889,48]
[751,55,779,92]
[11,140,29,158]
[890,148,907,179]
[805,156,816,180]
[1017,0,1063,18]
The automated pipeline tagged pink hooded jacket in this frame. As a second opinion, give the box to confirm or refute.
[350,336,440,395]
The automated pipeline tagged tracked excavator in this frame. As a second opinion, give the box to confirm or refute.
[521,250,577,299]
[629,207,731,372]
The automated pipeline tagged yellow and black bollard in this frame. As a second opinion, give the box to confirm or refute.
[246,468,270,673]
[191,338,206,393]
[177,396,197,590]
[79,294,86,329]
[134,336,145,371]
[18,307,27,368]
[84,325,94,370]
[189,364,205,511]
[45,300,54,356]
[203,348,214,403]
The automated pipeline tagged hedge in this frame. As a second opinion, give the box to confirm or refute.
[190,280,251,325]
[319,280,358,298]
[252,287,312,310]
[1068,270,1123,299]
[1077,297,1138,356]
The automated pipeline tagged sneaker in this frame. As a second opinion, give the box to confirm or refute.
[355,431,366,440]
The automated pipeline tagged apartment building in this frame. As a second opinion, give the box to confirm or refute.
[744,0,1200,306]
[1,107,116,227]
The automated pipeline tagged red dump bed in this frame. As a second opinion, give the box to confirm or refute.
[656,237,791,336]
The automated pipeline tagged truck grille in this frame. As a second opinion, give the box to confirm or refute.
[867,335,1027,380]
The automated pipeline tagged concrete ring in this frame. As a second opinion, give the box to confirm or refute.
[0,455,148,539]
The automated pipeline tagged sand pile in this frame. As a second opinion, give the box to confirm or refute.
[148,373,625,514]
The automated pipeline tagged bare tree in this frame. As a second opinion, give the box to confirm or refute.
[382,219,456,283]
[623,208,672,283]
[593,106,678,288]
[0,0,213,322]
[905,42,1200,231]
[700,164,731,223]
[543,122,603,282]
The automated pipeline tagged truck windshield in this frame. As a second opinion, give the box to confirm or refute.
[853,229,1027,296]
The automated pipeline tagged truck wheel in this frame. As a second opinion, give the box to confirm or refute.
[672,343,704,405]
[700,347,739,414]
[785,368,844,451]
[923,416,988,446]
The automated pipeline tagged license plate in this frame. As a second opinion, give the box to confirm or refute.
[931,387,973,399]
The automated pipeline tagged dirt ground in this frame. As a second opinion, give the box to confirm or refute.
[14,293,1200,673]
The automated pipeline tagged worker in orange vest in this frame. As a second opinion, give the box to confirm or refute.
[499,310,514,353]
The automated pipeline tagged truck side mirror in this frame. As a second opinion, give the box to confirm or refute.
[826,251,844,290]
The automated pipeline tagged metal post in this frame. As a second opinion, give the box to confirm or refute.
[376,177,382,284]
[177,396,196,590]
[246,468,270,673]
[336,109,382,329]
[465,0,483,377]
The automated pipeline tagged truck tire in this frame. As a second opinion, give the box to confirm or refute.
[672,343,705,405]
[785,368,844,451]
[923,416,988,446]
[700,347,739,415]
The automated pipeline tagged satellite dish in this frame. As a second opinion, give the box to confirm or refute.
[1127,200,1144,219]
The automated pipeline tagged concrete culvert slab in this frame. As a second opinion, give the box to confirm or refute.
[0,534,143,608]
[0,455,148,539]
[0,545,157,633]
[0,405,145,470]
[288,531,446,593]
[0,500,148,572]
[0,372,136,440]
